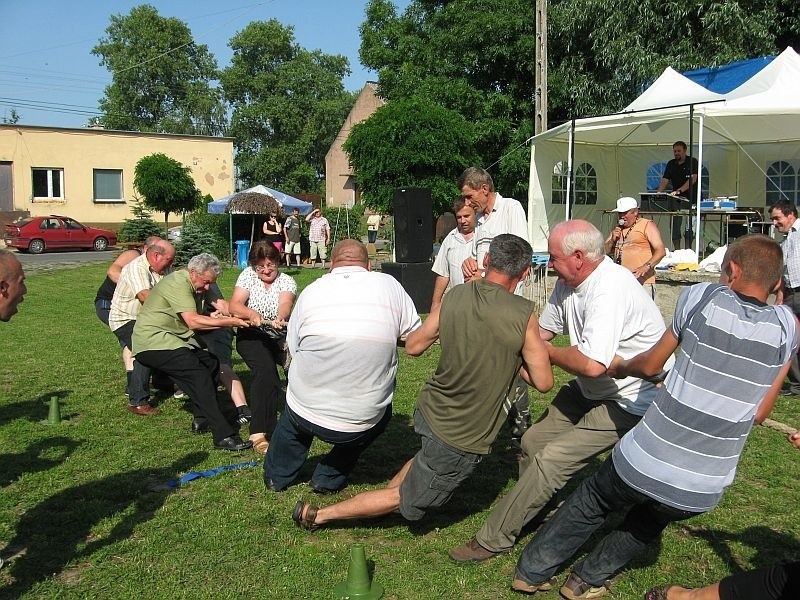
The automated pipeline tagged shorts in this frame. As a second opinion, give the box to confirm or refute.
[95,298,111,326]
[285,241,301,254]
[398,410,482,521]
[309,240,327,259]
[111,320,135,349]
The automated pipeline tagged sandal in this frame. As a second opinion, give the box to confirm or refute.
[292,500,320,530]
[644,585,677,600]
[249,434,269,455]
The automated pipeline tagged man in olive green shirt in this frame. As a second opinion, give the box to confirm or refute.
[133,253,253,451]
[290,234,553,530]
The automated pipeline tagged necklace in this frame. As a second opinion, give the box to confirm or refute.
[615,218,639,264]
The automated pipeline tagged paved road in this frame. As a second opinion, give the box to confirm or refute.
[7,248,115,274]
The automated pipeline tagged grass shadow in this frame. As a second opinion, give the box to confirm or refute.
[0,392,72,425]
[0,451,207,599]
[0,436,81,488]
[685,524,800,572]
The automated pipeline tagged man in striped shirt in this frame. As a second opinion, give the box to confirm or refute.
[512,234,797,599]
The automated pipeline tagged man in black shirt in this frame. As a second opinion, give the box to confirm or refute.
[656,141,698,250]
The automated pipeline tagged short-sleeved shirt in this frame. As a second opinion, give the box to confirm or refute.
[614,283,798,512]
[662,156,699,207]
[471,193,529,269]
[132,270,209,354]
[284,215,301,243]
[109,253,168,331]
[539,257,673,415]
[234,269,297,320]
[308,216,330,242]
[431,228,473,288]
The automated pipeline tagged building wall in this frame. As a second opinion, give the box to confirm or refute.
[0,125,234,226]
[325,82,385,208]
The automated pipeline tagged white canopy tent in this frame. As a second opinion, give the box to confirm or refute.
[527,47,800,253]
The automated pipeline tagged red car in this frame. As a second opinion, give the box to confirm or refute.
[4,215,117,254]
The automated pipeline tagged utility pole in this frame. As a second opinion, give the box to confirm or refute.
[534,0,548,134]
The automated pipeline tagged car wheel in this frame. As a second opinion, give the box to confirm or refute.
[93,237,109,251]
[28,239,45,254]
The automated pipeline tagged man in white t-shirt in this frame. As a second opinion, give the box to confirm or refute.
[430,198,476,311]
[264,239,421,494]
[451,219,673,563]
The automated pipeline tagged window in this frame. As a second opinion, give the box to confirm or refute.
[551,161,567,204]
[93,169,124,203]
[32,167,63,200]
[766,161,798,204]
[574,163,597,205]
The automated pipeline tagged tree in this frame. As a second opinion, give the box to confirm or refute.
[344,96,477,216]
[358,0,800,197]
[117,197,163,243]
[133,153,201,232]
[92,4,226,135]
[220,19,355,195]
[2,109,20,124]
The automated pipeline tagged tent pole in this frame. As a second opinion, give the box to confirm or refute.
[695,114,704,258]
[566,118,575,221]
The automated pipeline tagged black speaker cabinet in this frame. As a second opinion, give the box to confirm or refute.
[393,187,433,263]
[381,261,436,314]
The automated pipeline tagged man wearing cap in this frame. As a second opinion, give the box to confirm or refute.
[604,197,666,298]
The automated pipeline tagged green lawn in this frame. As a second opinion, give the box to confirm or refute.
[0,263,799,598]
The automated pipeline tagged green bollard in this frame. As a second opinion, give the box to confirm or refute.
[332,543,383,599]
[46,396,61,425]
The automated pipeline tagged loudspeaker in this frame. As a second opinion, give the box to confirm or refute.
[381,262,436,314]
[393,188,433,263]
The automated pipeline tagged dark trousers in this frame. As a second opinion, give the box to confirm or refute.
[515,459,698,587]
[720,561,800,599]
[236,329,282,437]
[113,320,151,406]
[264,404,392,492]
[783,290,800,394]
[136,348,237,443]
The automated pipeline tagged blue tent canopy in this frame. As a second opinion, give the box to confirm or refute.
[207,185,313,215]
[682,55,775,93]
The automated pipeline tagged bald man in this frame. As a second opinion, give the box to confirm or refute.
[264,239,421,494]
[0,250,26,322]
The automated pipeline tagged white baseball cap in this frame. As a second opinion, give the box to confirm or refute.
[612,197,638,212]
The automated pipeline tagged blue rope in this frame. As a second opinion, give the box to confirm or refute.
[167,460,259,487]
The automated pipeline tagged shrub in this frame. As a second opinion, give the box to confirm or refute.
[117,197,163,243]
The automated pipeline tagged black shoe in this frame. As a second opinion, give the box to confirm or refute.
[265,478,287,492]
[236,405,252,425]
[191,418,212,434]
[214,435,253,451]
[780,389,798,397]
[310,483,345,495]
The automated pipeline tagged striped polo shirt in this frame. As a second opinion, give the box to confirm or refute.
[613,283,797,512]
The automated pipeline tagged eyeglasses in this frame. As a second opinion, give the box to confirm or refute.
[255,262,278,273]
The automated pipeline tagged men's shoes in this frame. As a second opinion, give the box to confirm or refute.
[780,388,797,397]
[173,388,187,399]
[127,404,160,416]
[214,435,253,451]
[265,478,286,492]
[559,572,611,599]
[310,482,345,495]
[510,575,557,594]
[450,537,508,563]
[191,418,212,434]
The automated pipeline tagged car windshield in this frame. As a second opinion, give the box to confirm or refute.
[12,217,34,226]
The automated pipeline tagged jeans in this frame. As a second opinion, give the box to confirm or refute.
[477,382,641,552]
[264,404,392,491]
[515,459,698,587]
[782,290,800,394]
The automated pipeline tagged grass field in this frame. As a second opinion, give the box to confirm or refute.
[0,262,799,599]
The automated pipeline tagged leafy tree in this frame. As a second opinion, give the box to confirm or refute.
[92,4,226,135]
[344,96,477,216]
[358,0,800,197]
[117,197,163,243]
[133,153,201,233]
[2,109,20,124]
[220,19,355,195]
[322,204,365,246]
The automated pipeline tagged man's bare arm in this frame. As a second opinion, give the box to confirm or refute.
[519,313,554,392]
[405,305,440,356]
[608,329,678,379]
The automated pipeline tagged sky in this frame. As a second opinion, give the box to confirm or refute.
[0,0,411,129]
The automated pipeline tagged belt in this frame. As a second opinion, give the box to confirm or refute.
[790,287,800,293]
